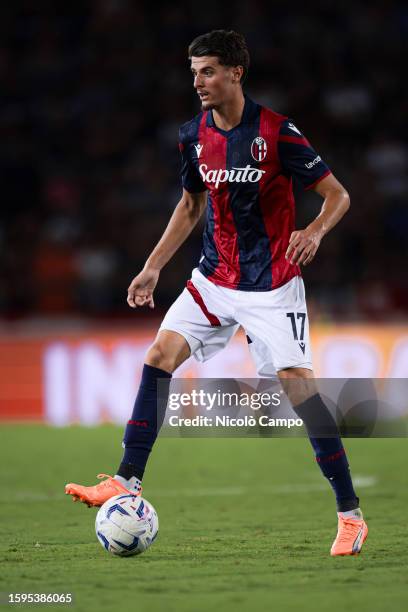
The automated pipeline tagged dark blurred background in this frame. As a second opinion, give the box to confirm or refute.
[1,0,407,322]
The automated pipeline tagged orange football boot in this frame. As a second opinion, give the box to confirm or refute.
[65,473,141,508]
[330,514,368,556]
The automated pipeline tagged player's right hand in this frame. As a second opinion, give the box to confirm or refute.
[127,267,160,309]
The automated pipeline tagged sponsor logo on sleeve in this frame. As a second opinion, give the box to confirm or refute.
[305,155,321,169]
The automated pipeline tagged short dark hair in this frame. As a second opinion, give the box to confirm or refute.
[188,30,250,84]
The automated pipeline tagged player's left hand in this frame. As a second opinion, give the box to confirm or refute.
[285,226,323,266]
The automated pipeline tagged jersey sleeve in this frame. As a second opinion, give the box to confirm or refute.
[178,129,206,193]
[277,119,332,190]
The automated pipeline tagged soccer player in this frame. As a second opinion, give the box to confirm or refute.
[66,30,368,556]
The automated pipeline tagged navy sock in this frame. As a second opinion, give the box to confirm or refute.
[293,394,359,512]
[117,364,172,481]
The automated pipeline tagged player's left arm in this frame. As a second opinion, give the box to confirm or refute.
[285,173,350,266]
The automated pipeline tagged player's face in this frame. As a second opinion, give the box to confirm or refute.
[190,56,240,110]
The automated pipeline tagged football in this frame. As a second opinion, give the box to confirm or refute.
[95,494,159,556]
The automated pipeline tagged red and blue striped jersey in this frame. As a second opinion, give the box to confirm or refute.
[179,95,331,291]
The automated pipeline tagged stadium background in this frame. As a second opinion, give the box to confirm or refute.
[0,0,407,423]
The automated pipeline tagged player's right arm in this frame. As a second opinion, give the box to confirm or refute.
[127,189,207,309]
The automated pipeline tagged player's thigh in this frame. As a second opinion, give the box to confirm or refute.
[159,275,238,364]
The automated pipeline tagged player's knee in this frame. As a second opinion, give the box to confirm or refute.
[278,367,314,379]
[145,340,184,373]
[277,367,316,406]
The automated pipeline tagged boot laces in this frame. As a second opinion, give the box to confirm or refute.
[96,473,114,487]
[96,473,142,496]
[337,518,361,543]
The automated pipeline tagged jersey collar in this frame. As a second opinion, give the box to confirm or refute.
[206,94,258,134]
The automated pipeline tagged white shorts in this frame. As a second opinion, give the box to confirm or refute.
[160,268,312,375]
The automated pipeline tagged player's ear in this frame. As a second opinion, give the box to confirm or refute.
[232,66,243,84]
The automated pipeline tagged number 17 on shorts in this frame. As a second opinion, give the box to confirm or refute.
[286,312,307,355]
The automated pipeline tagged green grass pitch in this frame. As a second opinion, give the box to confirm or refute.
[1,425,407,611]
